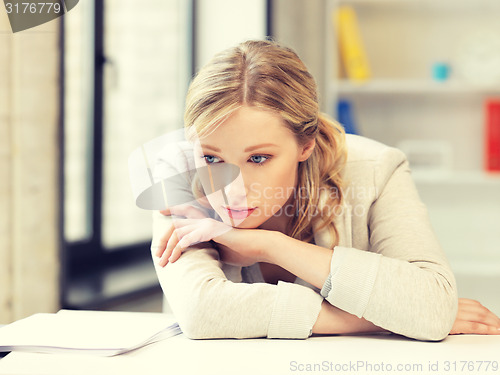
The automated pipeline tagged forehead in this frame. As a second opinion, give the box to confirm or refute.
[202,106,293,143]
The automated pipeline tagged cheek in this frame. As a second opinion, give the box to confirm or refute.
[255,162,298,203]
[274,160,298,189]
[206,190,223,208]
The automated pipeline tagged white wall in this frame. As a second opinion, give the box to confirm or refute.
[0,10,60,323]
[195,0,267,70]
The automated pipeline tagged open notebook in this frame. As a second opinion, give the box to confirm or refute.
[0,310,181,356]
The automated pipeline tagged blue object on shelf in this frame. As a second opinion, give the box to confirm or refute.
[432,62,450,81]
[337,99,359,135]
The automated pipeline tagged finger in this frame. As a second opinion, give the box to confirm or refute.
[160,205,190,218]
[160,204,190,216]
[456,308,500,329]
[158,238,174,267]
[159,225,198,266]
[176,231,202,250]
[156,219,194,259]
[156,224,176,257]
[164,229,183,259]
[167,232,202,264]
[457,299,499,325]
[160,208,172,216]
[168,204,208,219]
[157,231,177,266]
[458,299,500,326]
[459,301,500,326]
[183,205,209,219]
[451,320,500,335]
[168,245,184,263]
[458,298,483,307]
[170,218,199,228]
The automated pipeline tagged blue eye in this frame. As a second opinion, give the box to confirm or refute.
[250,155,270,165]
[202,155,222,164]
[200,154,271,166]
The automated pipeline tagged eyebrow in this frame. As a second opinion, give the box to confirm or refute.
[200,143,279,153]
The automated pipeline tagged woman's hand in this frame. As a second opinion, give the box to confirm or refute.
[159,203,209,220]
[156,204,211,266]
[155,204,269,267]
[211,232,268,267]
[156,219,267,267]
[449,298,500,335]
[155,216,231,266]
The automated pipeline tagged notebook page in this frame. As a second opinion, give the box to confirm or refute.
[0,310,178,353]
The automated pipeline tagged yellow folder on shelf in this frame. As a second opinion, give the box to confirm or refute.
[334,5,371,81]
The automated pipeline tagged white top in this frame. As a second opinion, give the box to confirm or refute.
[150,134,458,341]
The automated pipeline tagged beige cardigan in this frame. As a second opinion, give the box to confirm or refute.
[150,134,458,341]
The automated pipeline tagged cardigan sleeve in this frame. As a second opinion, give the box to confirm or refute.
[151,206,323,340]
[320,147,458,341]
[149,143,323,339]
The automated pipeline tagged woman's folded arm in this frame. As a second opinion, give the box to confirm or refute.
[151,211,323,339]
[320,148,458,341]
[321,247,457,341]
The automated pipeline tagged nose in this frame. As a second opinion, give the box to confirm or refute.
[224,172,250,205]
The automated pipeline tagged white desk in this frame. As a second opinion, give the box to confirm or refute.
[1,331,499,375]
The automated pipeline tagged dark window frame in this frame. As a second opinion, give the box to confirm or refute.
[60,0,273,310]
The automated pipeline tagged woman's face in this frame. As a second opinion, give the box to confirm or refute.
[192,105,315,229]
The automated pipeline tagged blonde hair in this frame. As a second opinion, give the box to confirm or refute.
[184,40,347,247]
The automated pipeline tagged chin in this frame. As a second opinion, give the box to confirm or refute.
[226,217,262,229]
[236,221,260,229]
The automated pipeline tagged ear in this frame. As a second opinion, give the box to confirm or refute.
[298,139,316,162]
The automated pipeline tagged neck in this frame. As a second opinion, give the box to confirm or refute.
[258,214,290,234]
[257,194,295,235]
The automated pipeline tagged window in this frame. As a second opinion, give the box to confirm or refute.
[63,0,192,308]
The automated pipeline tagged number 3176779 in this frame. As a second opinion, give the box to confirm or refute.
[5,2,63,14]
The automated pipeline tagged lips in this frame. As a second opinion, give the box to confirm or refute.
[224,207,256,219]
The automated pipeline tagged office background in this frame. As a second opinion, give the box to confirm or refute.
[1,0,499,324]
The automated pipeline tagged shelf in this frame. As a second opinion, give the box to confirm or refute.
[334,79,500,95]
[412,170,500,185]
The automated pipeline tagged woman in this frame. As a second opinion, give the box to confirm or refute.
[151,40,500,340]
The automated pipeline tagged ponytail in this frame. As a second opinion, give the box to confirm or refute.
[288,114,347,247]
